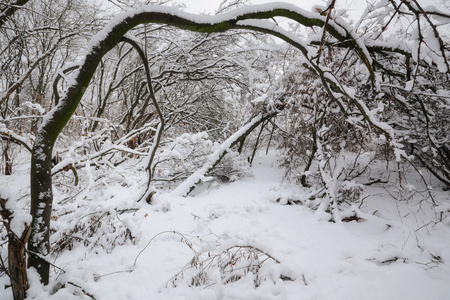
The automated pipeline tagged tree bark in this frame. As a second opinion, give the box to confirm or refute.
[8,228,30,300]
[28,132,53,285]
[1,197,30,300]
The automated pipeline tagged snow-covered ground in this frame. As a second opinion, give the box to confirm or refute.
[1,151,450,299]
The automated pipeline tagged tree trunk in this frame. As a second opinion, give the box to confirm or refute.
[28,135,53,285]
[4,140,12,175]
[0,197,30,300]
[8,228,30,300]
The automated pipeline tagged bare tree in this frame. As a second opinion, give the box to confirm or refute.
[0,1,447,296]
[26,3,449,285]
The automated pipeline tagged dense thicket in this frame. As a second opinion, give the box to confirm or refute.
[0,0,448,298]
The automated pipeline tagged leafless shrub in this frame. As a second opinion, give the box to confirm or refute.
[52,211,134,254]
[169,244,280,288]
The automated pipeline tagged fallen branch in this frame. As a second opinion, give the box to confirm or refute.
[172,111,277,197]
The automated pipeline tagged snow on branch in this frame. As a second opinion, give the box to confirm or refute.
[172,112,276,197]
[0,125,33,152]
[42,1,433,149]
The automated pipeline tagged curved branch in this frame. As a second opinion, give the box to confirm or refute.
[0,130,32,152]
[120,36,165,189]
[35,4,389,146]
[53,65,79,106]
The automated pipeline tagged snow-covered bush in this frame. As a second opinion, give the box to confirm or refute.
[51,211,134,254]
[1,0,449,293]
[170,245,280,288]
[155,131,251,187]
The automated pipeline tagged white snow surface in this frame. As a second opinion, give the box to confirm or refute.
[2,151,450,299]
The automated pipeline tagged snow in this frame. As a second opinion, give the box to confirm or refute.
[2,150,450,299]
[2,1,450,299]
[22,102,46,114]
[172,114,263,196]
[80,1,335,68]
[0,125,32,150]
[405,79,414,91]
[88,2,320,49]
[2,189,31,238]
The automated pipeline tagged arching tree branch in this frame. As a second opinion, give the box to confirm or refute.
[119,35,165,196]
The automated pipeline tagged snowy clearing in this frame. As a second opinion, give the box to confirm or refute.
[2,151,449,300]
